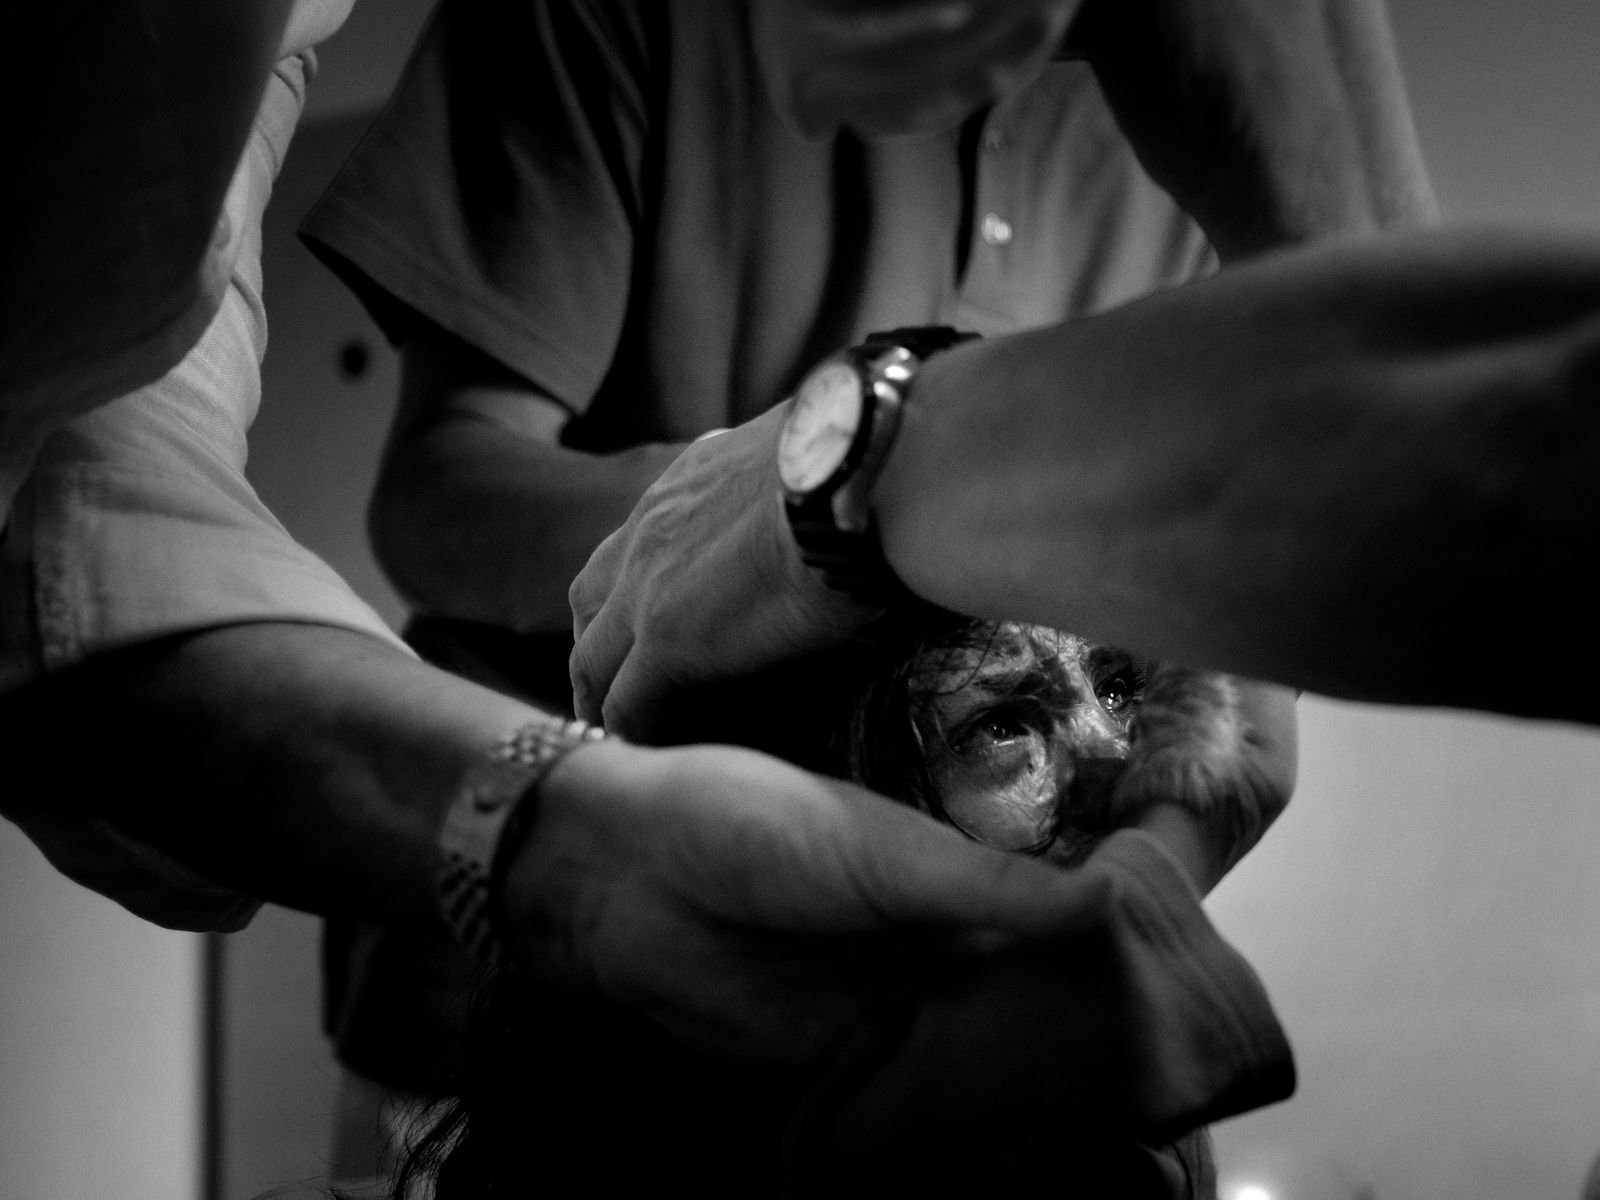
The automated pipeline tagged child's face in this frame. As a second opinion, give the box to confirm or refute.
[904,623,1153,862]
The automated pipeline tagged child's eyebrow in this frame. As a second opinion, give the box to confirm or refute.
[933,660,1072,705]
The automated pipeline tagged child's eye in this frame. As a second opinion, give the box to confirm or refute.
[1097,676,1136,713]
[954,712,1031,753]
[1092,653,1151,716]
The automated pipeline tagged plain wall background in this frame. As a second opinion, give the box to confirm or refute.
[1209,5,1600,1197]
[1,2,1597,1198]
[0,833,202,1200]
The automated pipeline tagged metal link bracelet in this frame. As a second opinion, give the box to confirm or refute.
[437,716,609,967]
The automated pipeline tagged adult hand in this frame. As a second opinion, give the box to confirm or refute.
[497,738,1283,1082]
[780,827,1293,1193]
[569,406,874,740]
[1068,0,1437,258]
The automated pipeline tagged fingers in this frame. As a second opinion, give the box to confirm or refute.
[568,523,628,643]
[569,610,627,724]
[569,526,635,723]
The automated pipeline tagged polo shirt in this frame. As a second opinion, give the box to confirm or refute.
[0,15,405,931]
[302,0,1214,443]
[298,0,1234,1118]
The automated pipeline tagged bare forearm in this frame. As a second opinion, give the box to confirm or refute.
[879,232,1600,722]
[0,622,556,929]
[374,419,688,633]
[372,333,691,633]
[5,1,295,432]
[1075,0,1438,260]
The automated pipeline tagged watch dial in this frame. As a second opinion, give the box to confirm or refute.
[778,359,863,493]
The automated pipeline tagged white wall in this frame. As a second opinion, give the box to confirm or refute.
[1209,4,1600,1197]
[0,830,202,1200]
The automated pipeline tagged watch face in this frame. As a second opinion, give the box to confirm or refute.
[778,357,864,494]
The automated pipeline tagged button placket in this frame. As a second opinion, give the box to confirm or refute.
[975,120,1014,251]
[980,212,1013,246]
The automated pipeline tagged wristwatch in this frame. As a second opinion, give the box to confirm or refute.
[776,325,977,600]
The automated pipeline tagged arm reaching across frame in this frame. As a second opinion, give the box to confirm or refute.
[880,226,1600,721]
[576,226,1600,732]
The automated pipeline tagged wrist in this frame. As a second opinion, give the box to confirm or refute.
[753,407,883,643]
[434,715,613,968]
[488,733,648,988]
[777,327,977,605]
[871,337,992,609]
[1131,803,1228,896]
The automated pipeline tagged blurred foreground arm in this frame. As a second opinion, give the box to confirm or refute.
[881,228,1600,722]
[579,228,1600,731]
[0,0,354,502]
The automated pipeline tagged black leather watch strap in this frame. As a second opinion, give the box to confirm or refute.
[784,507,911,603]
[783,324,977,603]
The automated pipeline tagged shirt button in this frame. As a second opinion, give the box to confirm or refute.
[981,212,1013,246]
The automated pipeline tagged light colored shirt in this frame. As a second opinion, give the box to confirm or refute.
[303,0,1215,451]
[0,0,357,525]
[0,24,406,930]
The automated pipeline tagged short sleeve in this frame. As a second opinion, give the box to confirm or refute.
[301,0,660,415]
[0,58,406,931]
